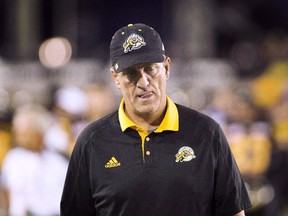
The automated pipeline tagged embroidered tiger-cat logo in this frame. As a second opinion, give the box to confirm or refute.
[123,34,146,53]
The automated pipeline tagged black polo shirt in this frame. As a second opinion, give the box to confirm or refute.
[61,97,251,216]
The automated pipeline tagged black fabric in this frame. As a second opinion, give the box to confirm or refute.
[110,23,165,73]
[60,105,252,216]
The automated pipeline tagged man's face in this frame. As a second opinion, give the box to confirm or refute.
[12,114,43,152]
[111,57,171,118]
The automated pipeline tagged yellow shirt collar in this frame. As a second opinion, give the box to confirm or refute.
[118,96,179,132]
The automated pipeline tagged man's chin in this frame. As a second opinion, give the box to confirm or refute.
[135,105,157,116]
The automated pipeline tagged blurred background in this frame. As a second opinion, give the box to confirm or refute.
[0,0,288,215]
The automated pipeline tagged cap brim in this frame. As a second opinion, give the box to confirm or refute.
[114,53,165,73]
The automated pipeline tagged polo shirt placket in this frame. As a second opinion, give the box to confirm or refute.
[119,97,179,167]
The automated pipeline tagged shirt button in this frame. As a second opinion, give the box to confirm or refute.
[146,151,151,156]
[146,137,150,141]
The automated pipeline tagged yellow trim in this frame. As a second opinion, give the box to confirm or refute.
[118,96,179,161]
[118,96,179,132]
[155,97,179,133]
[118,99,137,132]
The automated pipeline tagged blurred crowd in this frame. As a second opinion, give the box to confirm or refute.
[0,31,287,216]
[0,82,119,216]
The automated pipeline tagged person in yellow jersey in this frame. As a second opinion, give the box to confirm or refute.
[61,23,252,216]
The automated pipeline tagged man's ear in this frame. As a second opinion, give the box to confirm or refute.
[110,68,121,89]
[164,57,171,80]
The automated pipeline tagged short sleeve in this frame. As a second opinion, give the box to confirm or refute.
[60,133,96,216]
[214,126,252,215]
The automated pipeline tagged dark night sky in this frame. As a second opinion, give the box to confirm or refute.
[1,0,288,60]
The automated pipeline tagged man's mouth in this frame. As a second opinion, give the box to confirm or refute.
[138,92,153,99]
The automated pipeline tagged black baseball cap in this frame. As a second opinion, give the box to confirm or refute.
[110,23,165,73]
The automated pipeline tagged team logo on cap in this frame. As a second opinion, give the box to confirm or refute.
[123,33,146,53]
[175,146,196,162]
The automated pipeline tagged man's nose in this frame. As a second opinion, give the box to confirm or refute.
[136,70,150,88]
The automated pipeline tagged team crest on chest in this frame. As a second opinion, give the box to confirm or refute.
[123,33,146,53]
[175,146,196,162]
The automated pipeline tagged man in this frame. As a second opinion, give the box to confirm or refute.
[2,104,68,216]
[61,23,252,216]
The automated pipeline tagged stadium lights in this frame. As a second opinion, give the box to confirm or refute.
[39,37,72,69]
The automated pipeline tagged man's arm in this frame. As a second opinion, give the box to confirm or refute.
[234,210,245,216]
[60,137,96,216]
